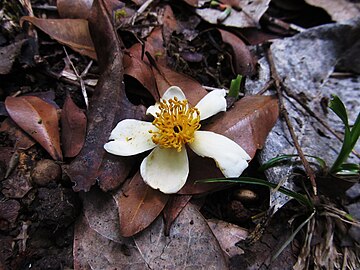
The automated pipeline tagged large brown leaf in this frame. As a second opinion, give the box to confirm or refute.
[179,95,279,194]
[133,203,228,269]
[73,188,148,270]
[114,172,169,237]
[20,16,96,60]
[60,95,87,158]
[5,96,62,161]
[67,0,145,192]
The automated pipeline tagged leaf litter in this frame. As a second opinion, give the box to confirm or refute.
[1,0,359,269]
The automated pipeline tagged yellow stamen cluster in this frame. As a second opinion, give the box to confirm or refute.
[150,97,201,152]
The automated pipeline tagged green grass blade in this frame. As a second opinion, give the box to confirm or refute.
[329,96,359,174]
[337,163,360,174]
[329,95,349,127]
[259,154,326,172]
[197,177,313,208]
[350,113,360,146]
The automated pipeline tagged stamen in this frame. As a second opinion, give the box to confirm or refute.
[150,98,201,152]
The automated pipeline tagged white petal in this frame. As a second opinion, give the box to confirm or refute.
[189,131,250,177]
[146,104,160,117]
[140,147,189,194]
[146,86,186,117]
[162,86,186,101]
[104,119,156,156]
[195,89,227,120]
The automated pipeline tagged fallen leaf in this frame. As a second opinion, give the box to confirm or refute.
[218,29,257,76]
[2,174,32,199]
[304,0,360,21]
[82,188,122,242]
[114,172,169,237]
[195,0,270,28]
[67,0,145,192]
[161,5,181,46]
[179,95,279,194]
[60,95,87,158]
[124,49,159,100]
[5,96,63,161]
[74,187,148,269]
[20,16,96,60]
[74,214,147,270]
[152,64,208,105]
[0,119,35,150]
[0,40,27,75]
[133,203,228,269]
[144,27,167,66]
[0,200,21,229]
[207,219,248,258]
[57,0,93,19]
[163,194,192,235]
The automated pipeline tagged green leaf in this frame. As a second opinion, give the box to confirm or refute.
[329,96,360,174]
[350,113,360,146]
[329,95,349,127]
[197,177,313,208]
[228,74,243,98]
[259,154,326,172]
[337,163,360,174]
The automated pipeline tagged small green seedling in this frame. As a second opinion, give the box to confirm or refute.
[228,74,243,99]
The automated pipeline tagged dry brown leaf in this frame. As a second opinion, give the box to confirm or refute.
[133,203,228,269]
[218,29,257,76]
[74,214,147,270]
[0,40,27,75]
[207,219,248,258]
[114,172,169,237]
[5,96,62,161]
[20,16,96,60]
[57,0,93,19]
[68,0,145,192]
[152,64,208,105]
[124,50,159,100]
[60,95,87,158]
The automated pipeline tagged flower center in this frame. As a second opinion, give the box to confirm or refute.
[150,97,201,152]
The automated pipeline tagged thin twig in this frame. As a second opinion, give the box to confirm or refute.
[266,46,318,196]
[255,79,274,95]
[63,47,93,108]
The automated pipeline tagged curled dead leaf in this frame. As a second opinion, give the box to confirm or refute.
[5,96,63,161]
[218,28,257,76]
[20,16,96,60]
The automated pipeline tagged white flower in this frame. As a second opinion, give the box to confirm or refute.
[104,86,251,194]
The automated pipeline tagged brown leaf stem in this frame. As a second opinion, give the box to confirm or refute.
[265,45,318,196]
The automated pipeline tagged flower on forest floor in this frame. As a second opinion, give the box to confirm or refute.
[104,86,251,194]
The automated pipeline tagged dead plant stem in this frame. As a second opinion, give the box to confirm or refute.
[265,46,317,196]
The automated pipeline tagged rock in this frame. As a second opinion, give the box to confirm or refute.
[31,159,62,186]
